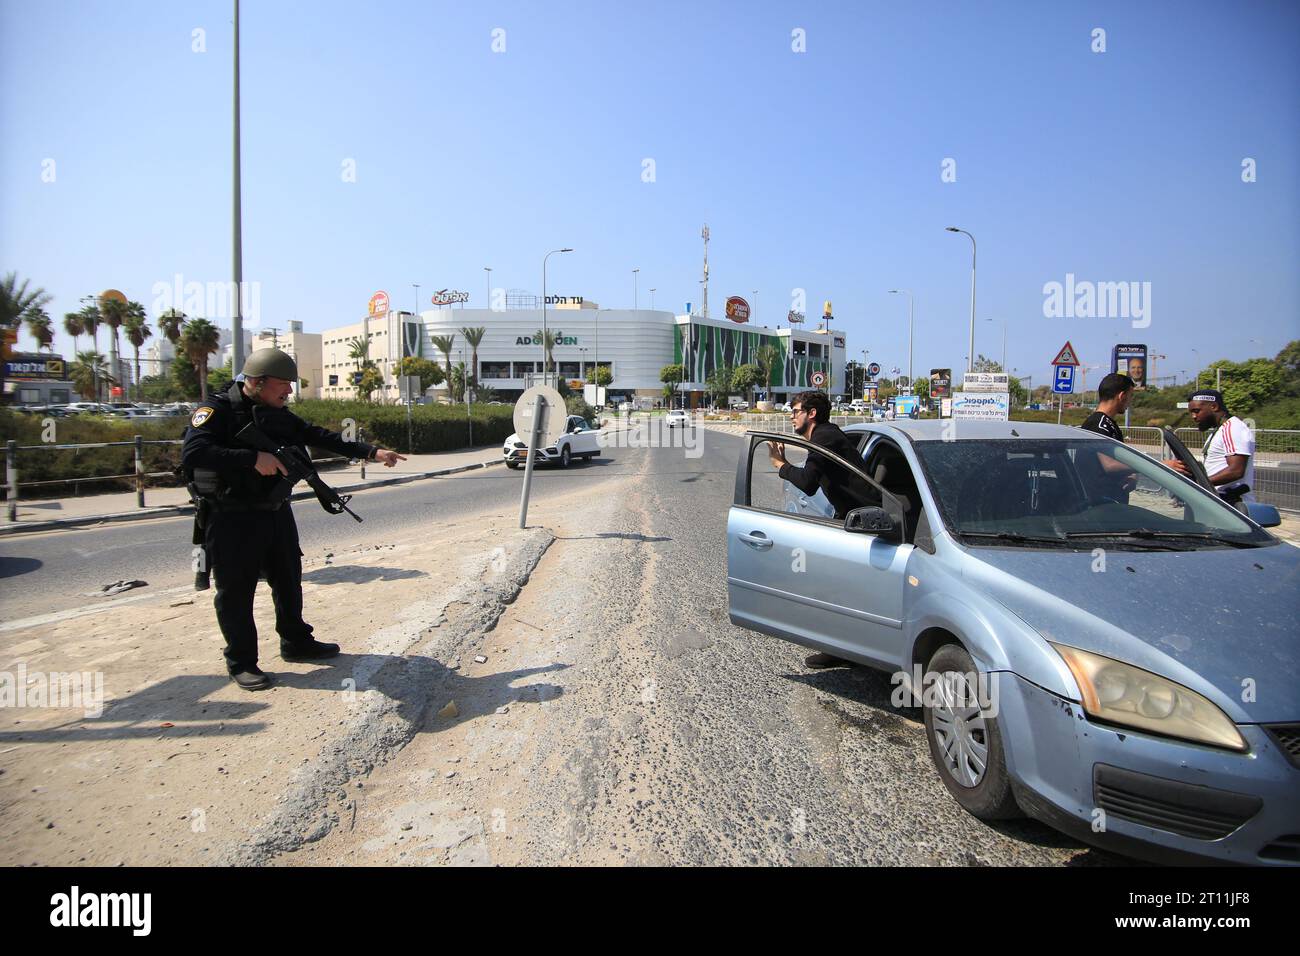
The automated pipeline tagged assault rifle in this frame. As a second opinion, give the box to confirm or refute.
[235,422,363,522]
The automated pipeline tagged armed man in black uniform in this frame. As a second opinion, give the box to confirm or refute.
[182,348,406,690]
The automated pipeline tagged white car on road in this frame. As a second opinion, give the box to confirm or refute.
[665,410,691,428]
[503,415,602,469]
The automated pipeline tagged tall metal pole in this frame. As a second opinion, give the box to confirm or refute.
[946,227,976,373]
[633,268,639,310]
[484,267,492,309]
[888,289,913,391]
[701,224,710,318]
[542,248,572,387]
[231,0,245,376]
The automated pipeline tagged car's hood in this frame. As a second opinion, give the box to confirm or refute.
[505,433,519,444]
[961,541,1300,723]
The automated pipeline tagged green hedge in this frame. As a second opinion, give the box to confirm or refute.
[289,400,517,453]
[0,400,518,498]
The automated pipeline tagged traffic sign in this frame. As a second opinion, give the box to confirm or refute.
[513,385,566,449]
[1053,364,1076,394]
[867,362,881,378]
[1051,341,1080,366]
[810,370,827,387]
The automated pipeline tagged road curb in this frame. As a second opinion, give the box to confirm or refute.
[0,458,505,536]
[220,526,556,865]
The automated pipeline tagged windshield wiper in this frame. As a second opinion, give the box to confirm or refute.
[960,531,1071,545]
[1064,529,1258,548]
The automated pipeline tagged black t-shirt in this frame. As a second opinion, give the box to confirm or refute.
[777,421,877,519]
[1081,411,1123,441]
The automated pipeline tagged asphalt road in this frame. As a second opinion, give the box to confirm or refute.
[3,424,1123,865]
[293,424,1119,866]
[0,449,637,621]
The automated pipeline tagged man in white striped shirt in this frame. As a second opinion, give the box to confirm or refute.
[1186,389,1255,504]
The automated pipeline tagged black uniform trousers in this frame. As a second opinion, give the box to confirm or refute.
[205,503,314,673]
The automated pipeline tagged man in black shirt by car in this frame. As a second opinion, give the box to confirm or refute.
[1081,372,1132,440]
[768,390,875,669]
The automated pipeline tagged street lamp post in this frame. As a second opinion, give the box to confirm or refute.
[945,227,977,373]
[484,267,492,309]
[231,0,245,377]
[888,289,914,388]
[649,288,656,310]
[542,248,573,386]
[633,268,639,310]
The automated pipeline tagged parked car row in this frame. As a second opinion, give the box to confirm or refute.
[9,401,195,419]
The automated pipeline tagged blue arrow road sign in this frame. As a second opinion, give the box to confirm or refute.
[1053,364,1076,394]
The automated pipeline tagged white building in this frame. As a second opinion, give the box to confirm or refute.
[317,300,849,406]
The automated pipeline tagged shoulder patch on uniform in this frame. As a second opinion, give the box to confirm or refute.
[191,407,214,427]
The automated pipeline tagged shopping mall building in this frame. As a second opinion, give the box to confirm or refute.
[318,296,847,407]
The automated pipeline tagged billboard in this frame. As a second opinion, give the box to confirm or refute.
[5,353,66,381]
[952,391,1010,421]
[724,296,751,323]
[1113,343,1148,389]
[929,368,952,399]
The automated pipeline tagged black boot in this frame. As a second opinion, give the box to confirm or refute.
[281,639,340,662]
[230,666,273,691]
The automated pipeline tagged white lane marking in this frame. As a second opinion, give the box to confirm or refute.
[0,584,192,634]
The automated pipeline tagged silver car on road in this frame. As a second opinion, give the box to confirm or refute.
[727,421,1299,864]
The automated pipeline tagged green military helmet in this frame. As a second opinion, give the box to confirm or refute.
[242,347,298,381]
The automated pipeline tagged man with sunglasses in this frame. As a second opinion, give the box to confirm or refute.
[767,390,877,669]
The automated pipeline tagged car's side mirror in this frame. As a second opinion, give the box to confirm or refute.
[1245,502,1281,528]
[844,506,902,542]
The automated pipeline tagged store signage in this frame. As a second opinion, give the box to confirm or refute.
[368,291,389,316]
[930,368,952,399]
[4,354,66,380]
[516,332,579,346]
[431,289,470,306]
[725,296,750,323]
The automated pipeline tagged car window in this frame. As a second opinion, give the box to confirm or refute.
[912,438,1270,547]
[743,436,885,525]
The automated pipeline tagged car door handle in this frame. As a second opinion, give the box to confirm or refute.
[738,531,773,550]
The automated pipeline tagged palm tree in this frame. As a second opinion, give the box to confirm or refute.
[756,344,781,405]
[99,295,128,393]
[78,304,103,400]
[532,329,559,379]
[69,350,111,400]
[180,318,221,400]
[25,308,53,351]
[430,334,456,402]
[62,311,84,359]
[459,326,486,403]
[123,302,152,401]
[347,334,371,369]
[1,272,52,402]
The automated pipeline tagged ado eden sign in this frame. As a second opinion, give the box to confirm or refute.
[725,296,750,323]
[431,289,470,306]
[368,291,389,316]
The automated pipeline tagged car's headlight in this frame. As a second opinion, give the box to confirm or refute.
[1049,643,1246,752]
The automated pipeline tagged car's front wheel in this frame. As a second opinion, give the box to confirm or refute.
[505,460,519,470]
[922,643,1020,820]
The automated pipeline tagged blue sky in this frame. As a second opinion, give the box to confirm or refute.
[3,0,1297,387]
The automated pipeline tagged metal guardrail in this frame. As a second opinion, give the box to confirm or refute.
[4,437,356,522]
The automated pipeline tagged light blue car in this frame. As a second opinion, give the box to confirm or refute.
[727,421,1300,865]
